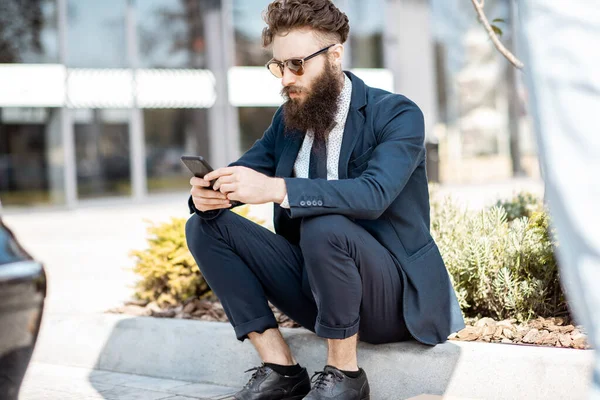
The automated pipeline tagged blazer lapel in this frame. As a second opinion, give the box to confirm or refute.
[338,72,368,180]
[276,129,304,178]
[275,72,368,180]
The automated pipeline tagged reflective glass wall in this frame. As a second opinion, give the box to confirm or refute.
[73,109,131,199]
[137,0,211,193]
[0,0,59,64]
[144,108,209,193]
[0,0,397,208]
[66,0,132,199]
[0,0,62,207]
[344,0,384,68]
[232,0,275,154]
[66,0,127,68]
[0,0,215,207]
[431,0,537,182]
[0,107,63,206]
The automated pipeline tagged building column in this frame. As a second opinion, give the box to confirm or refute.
[203,0,241,168]
[127,0,147,201]
[58,0,77,207]
[384,0,438,141]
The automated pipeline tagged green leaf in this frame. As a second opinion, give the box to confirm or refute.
[492,18,505,24]
[491,25,503,36]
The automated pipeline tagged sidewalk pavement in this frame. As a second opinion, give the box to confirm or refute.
[20,362,238,400]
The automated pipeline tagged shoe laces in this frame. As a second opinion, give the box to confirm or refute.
[311,369,344,390]
[243,365,268,388]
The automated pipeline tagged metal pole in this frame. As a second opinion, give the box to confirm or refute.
[126,0,147,200]
[57,0,77,208]
[204,0,229,168]
[220,0,241,161]
[507,0,524,176]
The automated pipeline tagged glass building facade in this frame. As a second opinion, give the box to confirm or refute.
[0,0,536,209]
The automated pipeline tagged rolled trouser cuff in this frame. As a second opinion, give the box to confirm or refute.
[233,315,279,342]
[315,317,360,339]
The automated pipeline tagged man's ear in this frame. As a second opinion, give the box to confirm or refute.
[331,44,344,68]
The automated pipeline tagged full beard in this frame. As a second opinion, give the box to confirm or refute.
[281,61,344,143]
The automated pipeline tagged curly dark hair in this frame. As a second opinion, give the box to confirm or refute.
[261,0,350,48]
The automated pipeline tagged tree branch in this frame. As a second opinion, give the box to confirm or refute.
[470,0,524,69]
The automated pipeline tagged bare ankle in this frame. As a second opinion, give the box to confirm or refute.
[248,328,297,366]
[326,336,358,371]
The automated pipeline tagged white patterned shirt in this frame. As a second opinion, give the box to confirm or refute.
[280,74,352,209]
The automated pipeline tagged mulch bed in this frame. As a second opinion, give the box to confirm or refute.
[450,316,590,349]
[108,298,590,350]
[108,297,301,328]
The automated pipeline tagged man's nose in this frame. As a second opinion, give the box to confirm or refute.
[281,67,296,87]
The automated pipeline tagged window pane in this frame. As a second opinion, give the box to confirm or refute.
[74,109,131,198]
[233,0,271,66]
[0,0,59,63]
[144,108,210,193]
[137,0,207,69]
[345,0,384,68]
[0,107,64,206]
[432,0,511,157]
[66,0,127,67]
[238,107,277,153]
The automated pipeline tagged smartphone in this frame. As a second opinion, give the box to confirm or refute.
[181,155,242,207]
[181,155,214,186]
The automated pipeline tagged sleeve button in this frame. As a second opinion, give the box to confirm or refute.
[317,200,323,206]
[300,201,306,206]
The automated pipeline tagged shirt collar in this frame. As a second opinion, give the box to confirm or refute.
[335,74,352,124]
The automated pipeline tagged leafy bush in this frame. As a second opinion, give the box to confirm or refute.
[431,194,567,322]
[131,194,567,323]
[130,205,265,306]
[495,191,543,221]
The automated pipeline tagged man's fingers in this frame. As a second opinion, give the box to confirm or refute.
[193,197,231,206]
[204,166,238,182]
[219,183,236,194]
[190,177,210,187]
[213,175,236,191]
[190,187,227,199]
[226,192,241,202]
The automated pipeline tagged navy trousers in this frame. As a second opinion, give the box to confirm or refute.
[185,210,411,344]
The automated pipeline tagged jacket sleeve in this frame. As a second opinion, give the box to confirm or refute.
[188,107,281,219]
[283,99,425,220]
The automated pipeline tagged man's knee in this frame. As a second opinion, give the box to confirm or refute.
[185,213,208,249]
[299,214,353,252]
[185,210,229,246]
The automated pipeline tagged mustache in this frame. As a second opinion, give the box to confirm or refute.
[281,85,306,98]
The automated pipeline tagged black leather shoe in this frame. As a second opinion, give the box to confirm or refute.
[304,366,370,400]
[228,364,311,400]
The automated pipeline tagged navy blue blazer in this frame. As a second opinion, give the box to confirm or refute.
[189,71,465,345]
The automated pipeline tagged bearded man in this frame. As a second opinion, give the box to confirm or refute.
[185,1,464,399]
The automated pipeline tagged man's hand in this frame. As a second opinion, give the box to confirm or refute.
[190,177,232,212]
[205,166,287,205]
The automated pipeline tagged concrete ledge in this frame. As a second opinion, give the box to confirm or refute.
[33,313,594,400]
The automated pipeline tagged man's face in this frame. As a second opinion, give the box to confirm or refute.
[273,29,345,142]
[272,29,333,104]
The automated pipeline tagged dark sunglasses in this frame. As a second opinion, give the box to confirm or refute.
[265,44,336,78]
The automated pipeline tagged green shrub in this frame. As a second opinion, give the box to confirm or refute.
[495,191,543,221]
[131,194,567,323]
[431,194,567,322]
[130,205,265,306]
